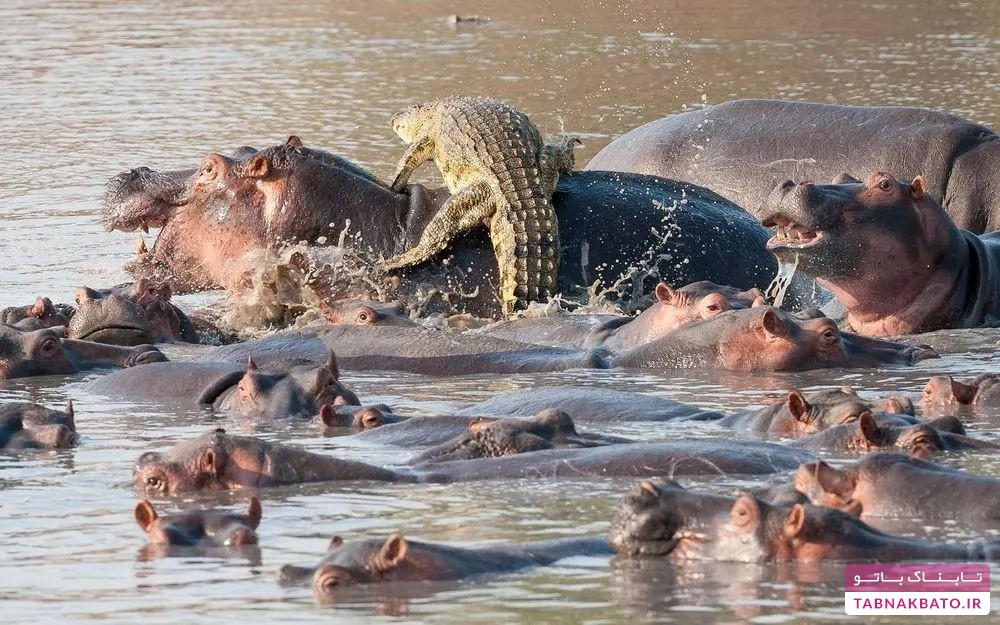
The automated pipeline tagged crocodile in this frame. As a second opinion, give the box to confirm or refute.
[384,96,572,316]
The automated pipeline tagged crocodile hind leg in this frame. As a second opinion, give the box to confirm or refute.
[383,181,496,270]
[390,137,436,192]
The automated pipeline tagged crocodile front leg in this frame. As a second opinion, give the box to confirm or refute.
[383,180,496,269]
[390,137,436,192]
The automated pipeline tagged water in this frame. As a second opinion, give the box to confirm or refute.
[1,0,1000,622]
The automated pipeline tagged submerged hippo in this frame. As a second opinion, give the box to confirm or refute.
[787,412,995,458]
[0,401,78,449]
[609,479,1000,562]
[0,325,165,379]
[279,533,613,597]
[923,374,1000,409]
[104,138,781,318]
[320,300,419,328]
[67,282,198,345]
[135,429,813,494]
[795,454,1000,523]
[586,99,1000,233]
[134,498,261,547]
[761,172,1000,335]
[87,352,359,418]
[718,387,913,436]
[477,281,763,350]
[610,306,933,371]
[1,298,70,331]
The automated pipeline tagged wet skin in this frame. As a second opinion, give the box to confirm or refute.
[0,401,78,449]
[923,373,1000,409]
[794,453,1000,523]
[105,138,781,317]
[1,297,70,331]
[610,306,935,372]
[586,99,1000,233]
[760,171,1000,335]
[321,300,419,328]
[278,533,614,598]
[134,497,261,548]
[67,281,198,345]
[87,352,359,419]
[0,324,166,380]
[609,479,1000,563]
[134,429,814,494]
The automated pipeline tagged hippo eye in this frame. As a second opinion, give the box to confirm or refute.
[877,179,891,191]
[822,329,838,342]
[357,312,369,323]
[145,476,164,490]
[706,304,721,313]
[40,338,58,354]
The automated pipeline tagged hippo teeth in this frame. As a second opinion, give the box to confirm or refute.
[767,220,824,250]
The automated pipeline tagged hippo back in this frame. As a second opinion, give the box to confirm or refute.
[586,99,997,230]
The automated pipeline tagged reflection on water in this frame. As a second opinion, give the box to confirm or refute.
[1,0,1000,623]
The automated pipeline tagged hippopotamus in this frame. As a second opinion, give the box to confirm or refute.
[87,352,359,418]
[1,298,71,331]
[0,325,166,379]
[67,282,198,345]
[586,99,1000,233]
[609,479,1000,562]
[134,497,261,547]
[718,387,913,436]
[135,429,813,494]
[318,404,406,431]
[408,410,631,464]
[320,300,419,328]
[795,454,1000,523]
[476,281,763,350]
[456,386,723,423]
[279,533,613,597]
[192,309,931,376]
[761,172,1000,335]
[104,137,782,318]
[610,306,934,371]
[923,374,1000,409]
[0,401,78,449]
[787,412,995,458]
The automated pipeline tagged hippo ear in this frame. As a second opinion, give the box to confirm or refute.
[858,412,883,447]
[134,500,158,533]
[654,283,677,305]
[468,417,497,434]
[909,176,926,201]
[730,494,762,529]
[840,386,857,395]
[246,497,262,529]
[636,480,664,501]
[761,309,788,338]
[245,355,258,372]
[329,535,344,549]
[29,298,49,318]
[135,237,149,255]
[65,400,75,430]
[286,135,303,148]
[326,351,341,381]
[832,173,861,184]
[787,391,811,423]
[951,378,977,404]
[374,533,409,574]
[245,153,270,179]
[318,404,344,428]
[783,504,807,538]
[814,461,855,498]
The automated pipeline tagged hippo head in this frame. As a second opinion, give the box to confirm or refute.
[711,306,933,371]
[310,534,412,593]
[761,172,946,282]
[808,413,948,459]
[608,480,777,562]
[213,353,360,419]
[766,387,913,436]
[653,281,763,326]
[318,404,404,430]
[793,460,863,516]
[67,287,153,346]
[134,498,261,547]
[0,325,76,379]
[103,165,196,233]
[411,409,598,464]
[922,375,977,407]
[2,297,70,331]
[135,429,243,494]
[4,401,78,449]
[321,300,419,328]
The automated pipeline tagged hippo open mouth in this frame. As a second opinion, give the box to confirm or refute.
[762,216,826,251]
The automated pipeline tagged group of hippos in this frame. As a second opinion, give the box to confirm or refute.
[5,96,1000,601]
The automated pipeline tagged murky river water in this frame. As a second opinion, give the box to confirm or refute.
[2,0,1000,622]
